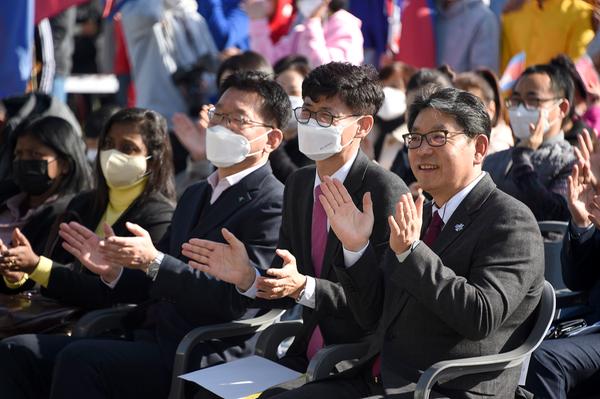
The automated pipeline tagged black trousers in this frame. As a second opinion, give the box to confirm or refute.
[526,333,600,399]
[0,334,170,399]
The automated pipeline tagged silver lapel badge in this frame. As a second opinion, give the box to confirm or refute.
[454,223,464,232]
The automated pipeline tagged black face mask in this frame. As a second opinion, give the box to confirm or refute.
[12,159,55,196]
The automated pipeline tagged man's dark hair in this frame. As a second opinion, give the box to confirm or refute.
[216,51,274,89]
[406,68,453,94]
[329,0,348,12]
[407,87,491,138]
[273,55,311,78]
[302,62,384,115]
[84,105,121,139]
[516,62,574,110]
[221,71,292,129]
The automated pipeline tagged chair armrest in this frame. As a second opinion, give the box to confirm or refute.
[555,290,588,309]
[71,305,134,338]
[254,320,304,361]
[306,341,370,382]
[168,309,285,399]
[413,349,531,399]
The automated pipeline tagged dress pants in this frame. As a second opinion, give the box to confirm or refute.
[526,333,600,398]
[0,334,170,399]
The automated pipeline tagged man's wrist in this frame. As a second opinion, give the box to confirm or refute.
[237,265,257,292]
[345,240,369,253]
[292,275,308,301]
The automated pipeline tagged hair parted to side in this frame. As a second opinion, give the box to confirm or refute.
[407,87,491,138]
[301,62,385,116]
[220,70,292,129]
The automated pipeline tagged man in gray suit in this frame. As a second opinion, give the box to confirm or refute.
[273,87,545,398]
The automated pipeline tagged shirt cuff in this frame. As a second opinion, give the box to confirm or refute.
[342,242,369,268]
[396,241,420,263]
[296,276,316,309]
[101,267,124,289]
[3,273,29,289]
[236,268,261,298]
[569,222,596,241]
[29,256,53,288]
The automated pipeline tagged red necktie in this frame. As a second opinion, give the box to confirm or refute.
[307,185,326,360]
[423,210,444,246]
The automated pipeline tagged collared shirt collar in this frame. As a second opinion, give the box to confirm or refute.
[313,150,360,192]
[432,171,486,224]
[207,160,268,204]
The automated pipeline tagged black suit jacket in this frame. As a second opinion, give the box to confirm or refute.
[335,174,545,398]
[252,151,408,368]
[41,190,174,308]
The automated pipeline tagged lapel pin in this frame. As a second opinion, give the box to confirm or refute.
[454,223,464,232]
[238,196,245,202]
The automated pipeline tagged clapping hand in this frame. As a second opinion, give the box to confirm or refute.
[318,176,373,252]
[256,249,306,300]
[388,193,425,254]
[0,228,40,275]
[99,223,158,272]
[172,105,211,161]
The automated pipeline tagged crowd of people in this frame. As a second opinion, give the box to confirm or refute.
[1,0,600,398]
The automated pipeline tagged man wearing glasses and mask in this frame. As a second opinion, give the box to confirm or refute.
[183,62,408,394]
[266,87,543,398]
[484,63,576,221]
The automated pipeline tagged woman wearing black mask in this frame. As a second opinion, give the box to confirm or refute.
[0,116,92,291]
[0,108,175,312]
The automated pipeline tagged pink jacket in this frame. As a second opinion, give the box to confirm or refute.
[249,9,363,68]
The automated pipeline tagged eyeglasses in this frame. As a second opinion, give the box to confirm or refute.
[505,97,560,111]
[293,107,360,128]
[208,107,273,130]
[402,130,467,149]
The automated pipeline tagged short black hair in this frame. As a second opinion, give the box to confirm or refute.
[406,68,453,94]
[84,105,121,139]
[453,69,502,126]
[273,55,311,78]
[516,62,574,107]
[216,51,273,89]
[18,116,92,195]
[220,71,292,129]
[302,62,384,115]
[408,87,491,138]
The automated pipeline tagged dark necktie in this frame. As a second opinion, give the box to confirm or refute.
[423,210,444,246]
[307,185,326,359]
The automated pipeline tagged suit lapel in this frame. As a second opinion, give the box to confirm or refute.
[320,152,370,279]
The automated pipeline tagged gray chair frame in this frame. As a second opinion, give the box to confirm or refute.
[413,281,556,399]
[72,307,285,399]
[538,221,569,291]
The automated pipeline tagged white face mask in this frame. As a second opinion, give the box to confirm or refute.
[86,148,98,163]
[297,118,358,161]
[100,149,149,188]
[508,104,559,140]
[297,0,323,18]
[206,124,271,168]
[287,96,304,131]
[377,87,407,121]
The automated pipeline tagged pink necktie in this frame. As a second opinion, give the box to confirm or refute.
[307,185,327,359]
[423,210,444,246]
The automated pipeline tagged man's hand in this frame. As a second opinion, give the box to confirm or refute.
[388,193,425,254]
[183,228,255,291]
[99,222,158,272]
[256,249,306,300]
[517,110,545,151]
[172,106,210,161]
[318,176,374,252]
[0,228,40,274]
[576,129,600,190]
[59,222,122,283]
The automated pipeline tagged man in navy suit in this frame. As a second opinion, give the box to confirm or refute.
[0,71,289,399]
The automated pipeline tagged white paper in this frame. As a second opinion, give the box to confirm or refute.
[179,355,303,399]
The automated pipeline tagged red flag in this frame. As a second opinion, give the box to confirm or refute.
[35,0,90,24]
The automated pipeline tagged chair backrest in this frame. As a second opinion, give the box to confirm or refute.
[538,221,568,291]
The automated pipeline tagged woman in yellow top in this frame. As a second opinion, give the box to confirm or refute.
[0,108,176,310]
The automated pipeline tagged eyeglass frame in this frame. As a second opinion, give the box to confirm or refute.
[207,107,274,130]
[504,96,561,111]
[293,106,361,128]
[402,130,468,149]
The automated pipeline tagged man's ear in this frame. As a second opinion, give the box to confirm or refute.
[558,98,570,119]
[264,129,283,153]
[473,134,489,165]
[355,115,374,139]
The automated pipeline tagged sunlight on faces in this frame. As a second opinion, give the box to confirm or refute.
[408,108,488,205]
[103,122,148,157]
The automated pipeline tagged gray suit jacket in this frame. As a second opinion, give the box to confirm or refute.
[335,174,545,398]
